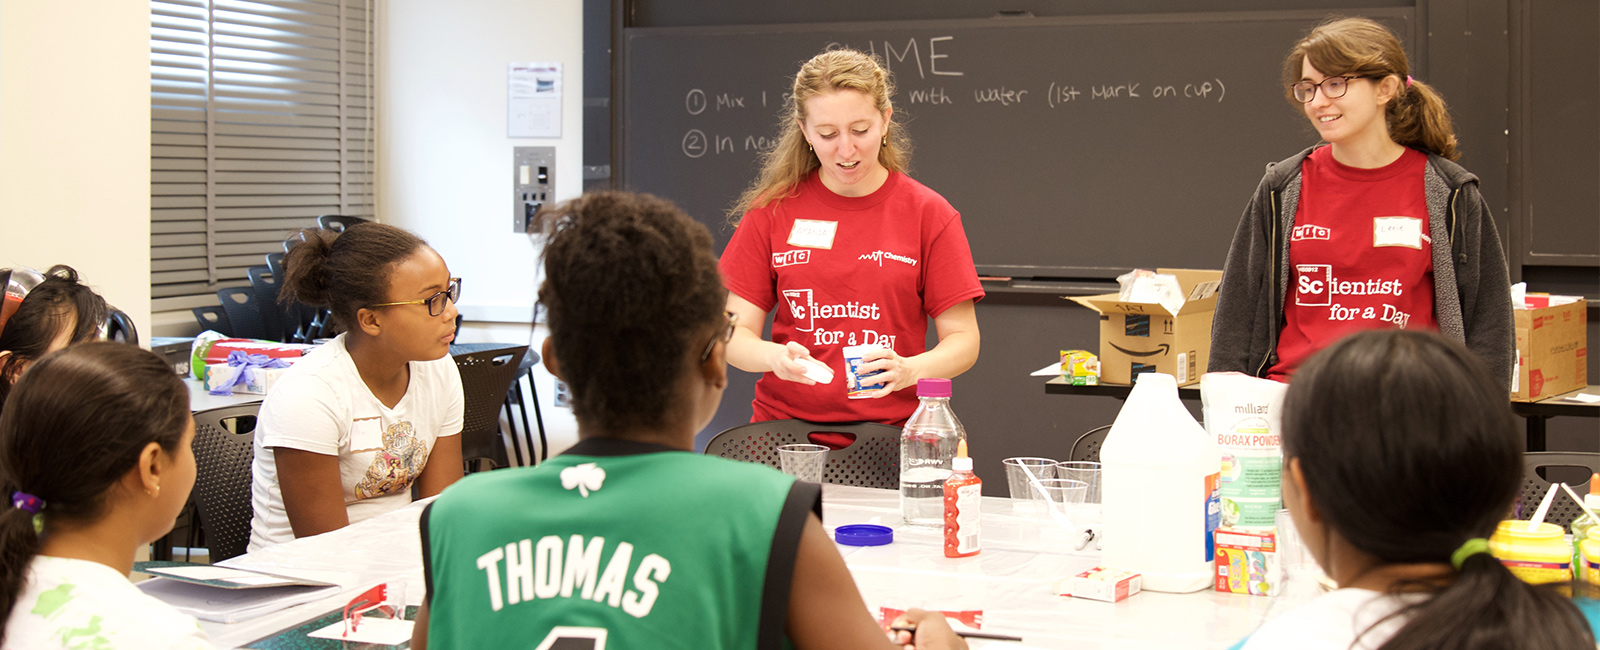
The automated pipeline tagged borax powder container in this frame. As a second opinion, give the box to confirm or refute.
[1489,520,1571,584]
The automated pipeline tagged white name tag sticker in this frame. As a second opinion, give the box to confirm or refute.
[787,220,838,250]
[1372,217,1424,249]
[349,417,383,452]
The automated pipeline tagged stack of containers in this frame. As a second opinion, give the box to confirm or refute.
[1200,372,1288,596]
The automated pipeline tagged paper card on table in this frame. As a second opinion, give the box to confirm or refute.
[1030,362,1060,377]
[224,575,299,586]
[147,565,259,581]
[306,617,414,644]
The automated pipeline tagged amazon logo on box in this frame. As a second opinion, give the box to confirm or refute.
[1070,269,1221,387]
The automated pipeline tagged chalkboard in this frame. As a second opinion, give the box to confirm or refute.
[620,10,1413,278]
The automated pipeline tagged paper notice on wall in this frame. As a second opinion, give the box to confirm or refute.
[509,62,562,138]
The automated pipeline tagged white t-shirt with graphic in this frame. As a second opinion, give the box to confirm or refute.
[248,334,462,551]
[2,556,210,650]
[1240,588,1423,650]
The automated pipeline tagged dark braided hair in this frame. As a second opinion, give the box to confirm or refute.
[535,192,725,433]
[0,343,188,644]
[279,222,427,332]
[0,265,109,408]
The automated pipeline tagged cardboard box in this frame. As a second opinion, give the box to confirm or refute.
[1070,269,1222,386]
[1512,298,1587,402]
[1215,527,1278,596]
[1055,566,1142,602]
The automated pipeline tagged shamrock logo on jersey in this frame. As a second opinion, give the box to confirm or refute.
[560,462,606,497]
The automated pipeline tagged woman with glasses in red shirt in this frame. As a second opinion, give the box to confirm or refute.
[1210,17,1513,386]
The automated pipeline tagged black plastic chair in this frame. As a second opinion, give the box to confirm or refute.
[191,403,262,562]
[191,305,232,336]
[452,345,528,471]
[318,214,370,232]
[1521,452,1600,532]
[217,286,268,341]
[246,265,285,342]
[705,420,901,489]
[501,357,548,466]
[101,309,139,345]
[266,251,319,343]
[1071,425,1112,463]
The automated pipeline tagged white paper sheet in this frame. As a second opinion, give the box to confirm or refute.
[307,617,414,644]
[1030,362,1060,377]
[148,566,259,581]
[509,62,562,138]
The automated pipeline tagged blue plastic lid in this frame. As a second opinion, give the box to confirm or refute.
[834,524,894,546]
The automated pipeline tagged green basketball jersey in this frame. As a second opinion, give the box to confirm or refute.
[422,438,817,650]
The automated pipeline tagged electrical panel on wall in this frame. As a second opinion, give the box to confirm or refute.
[513,147,555,233]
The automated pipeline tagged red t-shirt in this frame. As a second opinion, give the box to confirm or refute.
[720,171,985,425]
[1270,147,1437,382]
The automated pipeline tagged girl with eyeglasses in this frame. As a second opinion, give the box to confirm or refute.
[1210,17,1513,385]
[247,222,464,550]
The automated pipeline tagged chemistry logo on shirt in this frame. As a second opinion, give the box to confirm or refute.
[1291,225,1332,241]
[859,250,919,268]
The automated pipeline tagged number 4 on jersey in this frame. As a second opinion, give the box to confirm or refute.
[534,626,608,650]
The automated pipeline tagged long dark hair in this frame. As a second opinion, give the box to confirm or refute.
[0,265,108,407]
[279,222,426,332]
[0,343,189,643]
[535,191,725,432]
[1283,17,1460,160]
[1283,330,1593,650]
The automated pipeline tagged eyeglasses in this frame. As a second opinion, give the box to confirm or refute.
[1290,75,1374,103]
[700,311,739,363]
[367,278,461,317]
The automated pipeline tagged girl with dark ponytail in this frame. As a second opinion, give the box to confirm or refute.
[0,343,207,649]
[1234,330,1596,650]
[248,222,464,551]
[0,265,109,410]
[1211,17,1513,389]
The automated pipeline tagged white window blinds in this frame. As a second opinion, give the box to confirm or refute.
[150,0,374,312]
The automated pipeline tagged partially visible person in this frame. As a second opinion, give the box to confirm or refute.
[1233,330,1596,650]
[0,265,108,408]
[1210,17,1512,385]
[720,48,983,426]
[248,223,464,551]
[0,343,209,649]
[413,191,964,650]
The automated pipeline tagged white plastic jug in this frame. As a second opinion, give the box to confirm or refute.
[1100,372,1223,593]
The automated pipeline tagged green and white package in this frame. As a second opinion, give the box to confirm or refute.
[1201,372,1288,530]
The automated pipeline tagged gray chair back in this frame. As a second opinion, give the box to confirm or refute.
[452,346,528,470]
[705,420,901,489]
[191,403,262,562]
[1070,425,1112,463]
[1522,452,1600,531]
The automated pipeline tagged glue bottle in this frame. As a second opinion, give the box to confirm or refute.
[1100,372,1222,593]
[1571,473,1600,581]
[943,440,982,558]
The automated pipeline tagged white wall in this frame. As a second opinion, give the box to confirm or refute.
[0,1,151,338]
[378,0,585,456]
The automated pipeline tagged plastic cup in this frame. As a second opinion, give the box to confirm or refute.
[778,444,828,483]
[1275,508,1326,590]
[1004,458,1059,514]
[1057,461,1102,518]
[1033,478,1089,522]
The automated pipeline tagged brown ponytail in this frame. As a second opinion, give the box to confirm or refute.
[279,222,427,331]
[0,343,188,644]
[1283,17,1461,160]
[1386,78,1459,161]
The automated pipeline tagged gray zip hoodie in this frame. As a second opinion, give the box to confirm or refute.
[1209,145,1514,388]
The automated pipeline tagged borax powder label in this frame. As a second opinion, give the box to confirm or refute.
[1202,373,1288,530]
